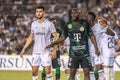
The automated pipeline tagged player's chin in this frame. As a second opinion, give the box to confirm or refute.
[37,16,42,19]
[72,17,79,21]
[72,18,76,20]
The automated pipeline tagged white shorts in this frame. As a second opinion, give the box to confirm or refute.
[94,55,103,65]
[90,56,95,67]
[32,52,52,66]
[102,57,115,66]
[89,52,96,67]
[61,56,69,69]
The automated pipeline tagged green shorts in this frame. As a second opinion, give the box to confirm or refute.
[68,56,91,69]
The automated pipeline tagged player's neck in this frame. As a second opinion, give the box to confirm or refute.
[90,22,95,27]
[72,19,79,24]
[38,18,45,23]
[90,23,94,27]
[72,18,79,22]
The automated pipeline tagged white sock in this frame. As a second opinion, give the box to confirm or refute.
[32,76,39,80]
[89,71,95,80]
[66,73,70,79]
[46,73,53,80]
[75,71,81,80]
[104,68,110,80]
[110,68,115,80]
[98,70,105,80]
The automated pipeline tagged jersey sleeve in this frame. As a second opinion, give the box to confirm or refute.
[31,23,34,34]
[49,22,56,33]
[61,24,68,38]
[86,21,93,37]
[114,31,119,40]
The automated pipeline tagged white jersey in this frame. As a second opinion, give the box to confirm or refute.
[88,38,95,57]
[64,37,70,46]
[31,19,56,53]
[64,37,70,53]
[91,24,106,52]
[88,24,105,56]
[101,31,118,57]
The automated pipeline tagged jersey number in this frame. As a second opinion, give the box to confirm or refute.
[108,37,114,48]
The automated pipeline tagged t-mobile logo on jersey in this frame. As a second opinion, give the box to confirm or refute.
[73,33,81,42]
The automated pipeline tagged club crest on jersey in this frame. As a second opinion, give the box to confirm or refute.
[42,27,45,29]
[35,27,37,29]
[80,26,84,32]
[68,24,72,29]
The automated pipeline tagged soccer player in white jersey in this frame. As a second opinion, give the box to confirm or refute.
[61,37,70,79]
[61,37,81,80]
[86,12,107,80]
[20,6,58,80]
[88,38,96,80]
[99,19,120,80]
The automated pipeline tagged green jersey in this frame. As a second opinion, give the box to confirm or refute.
[63,19,93,57]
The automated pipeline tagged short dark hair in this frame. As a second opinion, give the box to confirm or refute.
[87,12,96,20]
[49,18,56,21]
[71,8,80,13]
[36,6,45,11]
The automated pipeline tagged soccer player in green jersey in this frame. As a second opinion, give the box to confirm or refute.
[46,8,99,80]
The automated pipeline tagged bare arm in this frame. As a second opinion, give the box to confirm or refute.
[114,52,120,58]
[50,32,59,59]
[46,36,66,49]
[115,39,120,46]
[52,32,59,44]
[20,33,34,57]
[90,34,99,55]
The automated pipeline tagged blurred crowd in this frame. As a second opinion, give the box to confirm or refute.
[96,0,120,37]
[0,0,120,55]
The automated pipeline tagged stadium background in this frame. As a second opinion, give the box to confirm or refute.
[0,0,120,80]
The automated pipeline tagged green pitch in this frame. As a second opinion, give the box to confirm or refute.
[0,70,120,80]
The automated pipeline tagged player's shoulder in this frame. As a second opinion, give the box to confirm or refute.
[31,19,38,25]
[67,20,72,25]
[44,19,54,25]
[94,23,101,26]
[46,19,56,28]
[31,19,53,24]
[67,19,88,24]
[93,23,102,28]
[79,19,89,26]
[79,19,88,22]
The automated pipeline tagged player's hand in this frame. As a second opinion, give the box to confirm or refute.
[50,49,56,59]
[61,44,66,50]
[20,49,25,58]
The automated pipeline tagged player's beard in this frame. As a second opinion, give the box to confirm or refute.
[37,16,43,19]
[72,17,79,21]
[36,14,44,19]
